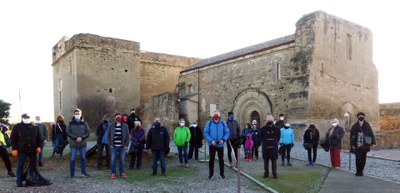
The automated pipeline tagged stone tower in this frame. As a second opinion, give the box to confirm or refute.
[52,34,141,120]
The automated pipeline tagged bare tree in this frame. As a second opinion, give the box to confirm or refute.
[77,94,116,130]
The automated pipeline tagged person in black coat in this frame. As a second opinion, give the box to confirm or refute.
[188,121,203,160]
[260,115,281,179]
[95,115,110,170]
[326,118,345,169]
[350,112,376,176]
[146,117,170,176]
[303,123,320,166]
[11,113,51,187]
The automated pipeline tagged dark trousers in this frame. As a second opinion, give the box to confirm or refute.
[227,141,238,163]
[209,145,224,176]
[355,148,368,173]
[252,145,259,159]
[130,149,143,169]
[97,143,110,169]
[281,144,292,162]
[152,150,166,175]
[307,144,318,163]
[188,144,199,160]
[264,158,277,177]
[16,153,37,183]
[0,146,12,172]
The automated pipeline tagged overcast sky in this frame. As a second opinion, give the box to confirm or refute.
[1,0,399,122]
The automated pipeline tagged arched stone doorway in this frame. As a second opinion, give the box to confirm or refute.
[233,89,272,127]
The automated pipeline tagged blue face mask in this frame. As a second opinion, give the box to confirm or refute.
[74,115,81,120]
[229,115,234,119]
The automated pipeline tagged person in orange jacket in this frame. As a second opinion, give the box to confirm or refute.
[11,113,50,187]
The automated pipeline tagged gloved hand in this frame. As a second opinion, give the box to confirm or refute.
[36,147,41,153]
[12,150,18,157]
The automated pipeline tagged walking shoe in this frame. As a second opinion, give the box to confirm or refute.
[151,172,157,176]
[229,162,233,168]
[7,171,16,177]
[120,173,127,178]
[220,174,225,179]
[81,173,89,177]
[70,174,74,178]
[38,162,43,167]
[208,174,214,179]
[111,173,116,179]
[287,162,292,166]
[307,162,312,166]
[263,174,269,178]
[17,181,23,187]
[311,162,316,166]
[273,175,278,179]
[184,163,190,168]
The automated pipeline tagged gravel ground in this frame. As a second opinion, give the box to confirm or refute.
[0,142,267,193]
[289,141,400,183]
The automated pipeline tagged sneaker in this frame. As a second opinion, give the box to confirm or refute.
[111,173,116,179]
[263,174,269,178]
[17,181,23,187]
[307,162,312,166]
[120,173,127,178]
[312,162,316,166]
[208,174,214,179]
[81,173,89,177]
[220,174,225,179]
[287,162,292,166]
[7,171,16,177]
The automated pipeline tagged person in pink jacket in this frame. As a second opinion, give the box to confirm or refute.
[244,133,254,162]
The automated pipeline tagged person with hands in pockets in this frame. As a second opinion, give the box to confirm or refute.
[173,118,191,168]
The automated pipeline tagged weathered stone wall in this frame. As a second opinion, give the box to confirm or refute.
[180,43,297,128]
[140,52,201,104]
[380,103,400,131]
[298,11,379,133]
[52,34,141,120]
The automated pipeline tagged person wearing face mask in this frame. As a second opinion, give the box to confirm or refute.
[279,121,295,166]
[251,120,261,161]
[51,115,67,160]
[173,118,191,168]
[326,118,345,169]
[129,121,146,169]
[274,113,286,129]
[204,111,229,179]
[350,112,376,176]
[0,123,15,177]
[34,116,48,167]
[11,113,50,187]
[67,108,90,178]
[226,112,241,168]
[188,121,203,160]
[303,123,320,166]
[107,113,130,179]
[260,115,280,179]
[147,117,170,176]
[96,115,110,170]
[128,109,141,133]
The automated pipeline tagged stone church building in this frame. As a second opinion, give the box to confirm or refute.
[178,11,379,134]
[52,11,379,134]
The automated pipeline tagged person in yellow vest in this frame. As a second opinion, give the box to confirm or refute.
[0,123,15,177]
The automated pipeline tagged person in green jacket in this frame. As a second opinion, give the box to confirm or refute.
[173,118,191,168]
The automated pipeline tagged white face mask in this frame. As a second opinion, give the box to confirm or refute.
[193,124,197,127]
[22,119,30,124]
[285,123,290,127]
[179,122,185,126]
[331,123,338,127]
[35,120,41,124]
[74,115,81,120]
[279,117,284,120]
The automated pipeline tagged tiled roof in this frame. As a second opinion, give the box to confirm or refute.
[181,34,295,73]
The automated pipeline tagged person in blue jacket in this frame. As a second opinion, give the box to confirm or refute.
[279,120,295,166]
[204,110,229,179]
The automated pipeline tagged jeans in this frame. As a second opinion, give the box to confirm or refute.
[97,143,110,169]
[209,145,224,176]
[152,150,166,175]
[307,143,318,163]
[52,134,65,159]
[70,147,87,175]
[111,147,126,174]
[130,149,143,169]
[177,146,188,164]
[38,142,45,163]
[16,153,37,183]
